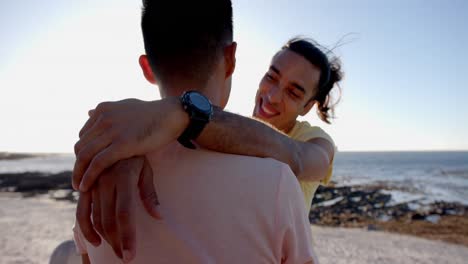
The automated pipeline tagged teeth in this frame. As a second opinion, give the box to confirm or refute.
[262,101,277,115]
[263,106,275,115]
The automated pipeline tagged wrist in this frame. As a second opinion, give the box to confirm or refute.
[168,96,190,134]
[149,97,189,140]
[176,91,213,149]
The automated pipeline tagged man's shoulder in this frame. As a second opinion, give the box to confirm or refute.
[147,142,294,182]
[155,142,286,166]
[208,152,301,196]
[200,149,292,177]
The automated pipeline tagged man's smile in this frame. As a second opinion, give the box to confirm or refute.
[257,97,280,118]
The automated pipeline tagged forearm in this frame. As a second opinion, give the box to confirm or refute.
[160,96,331,181]
[197,108,332,181]
[295,139,331,182]
[196,107,303,175]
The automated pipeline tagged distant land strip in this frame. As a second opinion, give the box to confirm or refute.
[0,152,42,160]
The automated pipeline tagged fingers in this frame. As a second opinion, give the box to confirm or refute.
[140,190,162,220]
[79,110,98,138]
[79,144,122,192]
[91,188,104,237]
[76,192,101,247]
[79,100,111,138]
[116,175,137,263]
[139,158,162,219]
[100,181,122,259]
[75,117,107,155]
[72,134,112,190]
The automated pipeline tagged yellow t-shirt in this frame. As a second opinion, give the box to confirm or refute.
[287,120,335,213]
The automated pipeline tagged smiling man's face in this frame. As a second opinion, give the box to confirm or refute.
[253,49,321,133]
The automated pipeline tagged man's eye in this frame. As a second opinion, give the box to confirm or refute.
[266,73,275,81]
[288,90,300,99]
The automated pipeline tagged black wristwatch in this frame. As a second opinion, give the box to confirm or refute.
[177,91,213,149]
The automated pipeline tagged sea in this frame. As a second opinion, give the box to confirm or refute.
[1,151,467,205]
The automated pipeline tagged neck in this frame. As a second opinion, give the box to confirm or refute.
[159,80,206,98]
[158,75,224,106]
[282,120,297,134]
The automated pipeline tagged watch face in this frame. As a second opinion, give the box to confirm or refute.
[190,92,211,112]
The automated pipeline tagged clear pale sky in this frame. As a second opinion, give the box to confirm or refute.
[1,0,467,153]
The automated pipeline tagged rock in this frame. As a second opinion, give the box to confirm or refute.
[316,196,344,207]
[0,171,72,194]
[309,184,468,227]
[425,214,441,224]
[377,214,392,222]
[371,192,391,205]
[445,209,458,215]
[357,206,368,212]
[50,189,75,202]
[411,213,426,221]
[373,203,384,208]
[322,191,334,201]
[367,224,382,231]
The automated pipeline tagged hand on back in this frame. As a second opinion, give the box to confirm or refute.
[76,156,161,263]
[72,97,184,192]
[73,98,183,262]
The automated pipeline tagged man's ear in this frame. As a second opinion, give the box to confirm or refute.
[139,55,157,85]
[224,42,237,79]
[300,99,315,116]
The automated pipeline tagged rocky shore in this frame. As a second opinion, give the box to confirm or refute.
[0,171,75,199]
[311,185,467,225]
[1,171,467,247]
[311,185,468,246]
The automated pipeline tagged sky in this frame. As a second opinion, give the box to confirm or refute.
[1,0,467,153]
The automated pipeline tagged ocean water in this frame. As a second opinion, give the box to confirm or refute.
[0,154,75,174]
[333,151,468,205]
[1,152,467,205]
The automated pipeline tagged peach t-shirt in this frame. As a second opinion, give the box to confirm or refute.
[74,143,317,264]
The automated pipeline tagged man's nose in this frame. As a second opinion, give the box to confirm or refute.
[267,85,282,104]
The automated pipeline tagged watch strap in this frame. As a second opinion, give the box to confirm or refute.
[177,91,212,149]
[177,117,208,149]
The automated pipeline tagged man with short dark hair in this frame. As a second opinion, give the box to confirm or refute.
[73,1,316,263]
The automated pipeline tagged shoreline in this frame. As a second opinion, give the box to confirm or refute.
[1,171,467,248]
[311,184,468,247]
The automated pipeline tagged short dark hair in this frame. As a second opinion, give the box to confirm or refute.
[283,37,343,124]
[141,0,233,85]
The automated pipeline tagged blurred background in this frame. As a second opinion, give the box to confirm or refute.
[1,1,467,263]
[1,0,467,152]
